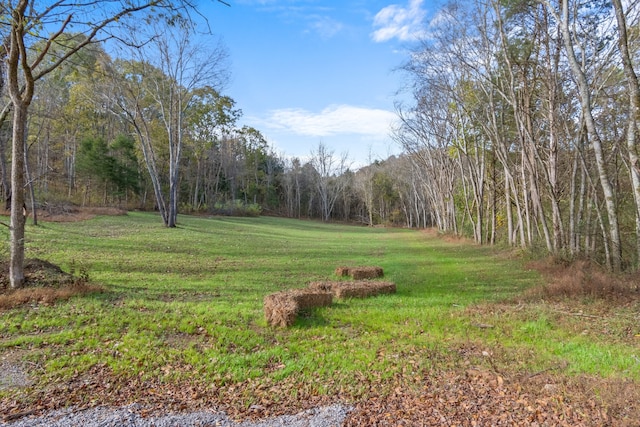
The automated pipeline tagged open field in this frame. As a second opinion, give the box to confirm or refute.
[1,212,639,424]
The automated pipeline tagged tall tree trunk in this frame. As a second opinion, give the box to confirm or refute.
[7,0,34,288]
[131,117,168,225]
[193,157,202,209]
[9,104,27,288]
[544,17,564,252]
[167,96,181,228]
[168,138,179,228]
[612,0,640,268]
[547,0,622,271]
[25,142,37,225]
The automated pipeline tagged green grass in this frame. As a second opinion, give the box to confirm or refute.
[1,212,638,401]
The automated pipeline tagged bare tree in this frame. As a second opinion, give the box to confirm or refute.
[354,151,378,225]
[310,142,350,222]
[109,23,229,227]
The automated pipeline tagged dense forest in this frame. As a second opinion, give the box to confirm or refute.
[4,0,640,272]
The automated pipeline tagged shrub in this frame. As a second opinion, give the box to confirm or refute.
[210,200,262,217]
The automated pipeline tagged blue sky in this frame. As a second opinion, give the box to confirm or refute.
[199,0,442,167]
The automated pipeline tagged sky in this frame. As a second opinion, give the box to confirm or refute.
[196,0,443,168]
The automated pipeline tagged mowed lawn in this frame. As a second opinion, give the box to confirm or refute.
[1,212,638,404]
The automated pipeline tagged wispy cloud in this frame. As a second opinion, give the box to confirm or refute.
[306,15,344,39]
[371,0,426,42]
[238,1,344,39]
[256,105,397,138]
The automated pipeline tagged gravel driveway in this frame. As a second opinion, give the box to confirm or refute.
[1,404,352,427]
[1,362,350,427]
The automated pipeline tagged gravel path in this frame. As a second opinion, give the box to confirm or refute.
[1,404,352,427]
[1,361,351,427]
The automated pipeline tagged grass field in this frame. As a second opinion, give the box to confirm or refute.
[1,212,639,415]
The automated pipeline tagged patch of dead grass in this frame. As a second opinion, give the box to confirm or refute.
[37,206,127,222]
[0,258,104,309]
[420,227,477,244]
[4,361,632,426]
[420,227,439,238]
[0,284,103,310]
[525,258,640,302]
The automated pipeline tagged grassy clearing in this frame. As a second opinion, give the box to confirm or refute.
[1,212,638,405]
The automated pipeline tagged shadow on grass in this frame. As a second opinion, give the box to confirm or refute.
[293,308,332,328]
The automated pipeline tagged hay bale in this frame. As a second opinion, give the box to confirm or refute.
[264,292,298,327]
[308,281,334,293]
[365,281,396,296]
[264,289,332,327]
[309,281,396,299]
[350,266,384,280]
[335,266,384,279]
[290,289,332,310]
[334,281,395,298]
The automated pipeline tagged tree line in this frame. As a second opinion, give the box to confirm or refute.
[0,20,420,230]
[394,0,640,272]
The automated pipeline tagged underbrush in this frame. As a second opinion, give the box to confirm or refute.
[525,257,640,302]
[210,199,262,217]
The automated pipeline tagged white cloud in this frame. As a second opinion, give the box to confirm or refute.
[371,0,427,42]
[258,105,397,138]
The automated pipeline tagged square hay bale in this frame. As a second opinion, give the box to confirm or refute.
[350,266,384,280]
[308,281,334,293]
[290,289,333,310]
[364,281,396,296]
[333,281,395,298]
[264,289,332,327]
[333,282,372,298]
[264,292,298,327]
[309,281,396,299]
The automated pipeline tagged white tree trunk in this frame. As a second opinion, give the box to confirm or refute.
[546,0,622,270]
[612,0,640,267]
